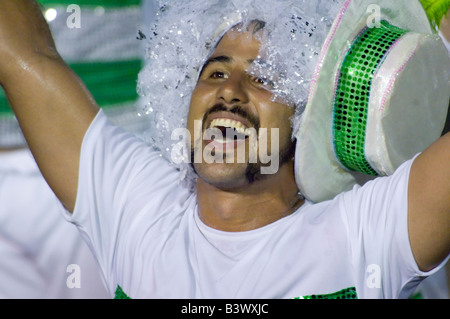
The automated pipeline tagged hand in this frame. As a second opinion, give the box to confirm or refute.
[0,0,59,83]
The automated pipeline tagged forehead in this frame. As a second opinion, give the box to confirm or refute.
[209,27,263,61]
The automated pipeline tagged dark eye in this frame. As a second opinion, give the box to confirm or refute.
[251,76,274,88]
[210,71,228,79]
[253,76,265,85]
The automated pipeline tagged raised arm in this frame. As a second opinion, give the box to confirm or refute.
[0,0,99,211]
[408,132,450,272]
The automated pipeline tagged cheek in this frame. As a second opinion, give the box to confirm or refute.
[258,103,295,147]
[188,84,217,117]
[187,87,206,128]
[187,84,216,144]
[259,101,294,130]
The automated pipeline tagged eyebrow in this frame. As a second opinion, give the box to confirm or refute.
[198,55,232,78]
[198,56,259,79]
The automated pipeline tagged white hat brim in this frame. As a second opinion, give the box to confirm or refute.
[294,0,446,203]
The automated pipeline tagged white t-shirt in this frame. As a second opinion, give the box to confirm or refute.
[0,149,109,298]
[66,110,446,299]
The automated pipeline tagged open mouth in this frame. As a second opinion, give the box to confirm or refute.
[208,118,251,143]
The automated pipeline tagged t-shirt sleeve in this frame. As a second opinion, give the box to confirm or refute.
[63,109,192,296]
[338,155,448,298]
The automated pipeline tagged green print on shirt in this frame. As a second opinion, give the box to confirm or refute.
[114,285,358,299]
[115,285,131,299]
[293,287,358,299]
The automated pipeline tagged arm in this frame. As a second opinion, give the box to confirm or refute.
[0,0,99,211]
[408,132,450,272]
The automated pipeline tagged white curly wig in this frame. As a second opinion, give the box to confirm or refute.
[137,0,343,189]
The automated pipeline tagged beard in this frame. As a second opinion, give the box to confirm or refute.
[244,139,295,183]
[190,136,296,187]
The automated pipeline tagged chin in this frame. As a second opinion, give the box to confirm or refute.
[193,161,254,190]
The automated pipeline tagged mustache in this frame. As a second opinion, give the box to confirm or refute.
[202,103,260,132]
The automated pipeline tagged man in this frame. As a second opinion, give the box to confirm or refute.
[0,0,448,299]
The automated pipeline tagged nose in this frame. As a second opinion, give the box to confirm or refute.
[217,73,249,105]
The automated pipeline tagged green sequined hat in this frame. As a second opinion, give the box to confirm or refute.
[295,0,450,203]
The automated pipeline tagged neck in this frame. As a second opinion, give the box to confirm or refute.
[196,160,304,232]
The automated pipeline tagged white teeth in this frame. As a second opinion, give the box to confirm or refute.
[209,118,250,136]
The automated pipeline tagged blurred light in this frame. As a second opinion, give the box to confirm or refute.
[94,6,105,16]
[45,8,58,22]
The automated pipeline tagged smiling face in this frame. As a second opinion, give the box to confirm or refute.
[187,22,296,190]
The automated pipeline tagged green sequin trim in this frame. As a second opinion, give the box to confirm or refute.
[332,21,408,175]
[115,285,132,299]
[408,292,423,299]
[293,287,358,299]
[114,285,357,299]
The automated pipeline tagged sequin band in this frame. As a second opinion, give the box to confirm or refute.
[332,20,408,175]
